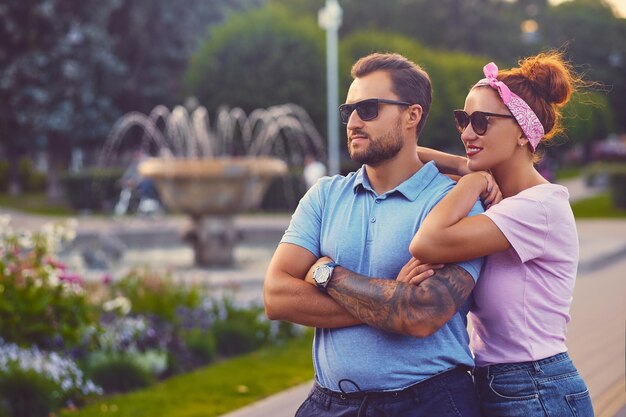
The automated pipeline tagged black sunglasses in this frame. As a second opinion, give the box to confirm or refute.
[453,110,515,136]
[339,98,413,124]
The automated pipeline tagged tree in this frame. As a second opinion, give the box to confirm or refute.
[107,0,265,114]
[541,0,626,132]
[185,6,326,135]
[0,0,125,197]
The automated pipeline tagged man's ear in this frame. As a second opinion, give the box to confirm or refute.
[406,104,423,129]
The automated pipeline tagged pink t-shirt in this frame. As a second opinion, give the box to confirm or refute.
[469,184,578,367]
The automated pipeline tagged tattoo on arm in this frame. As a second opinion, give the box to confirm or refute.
[326,264,474,337]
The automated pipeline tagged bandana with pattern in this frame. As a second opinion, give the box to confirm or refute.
[473,62,544,151]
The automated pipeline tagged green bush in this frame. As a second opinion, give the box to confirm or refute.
[89,354,154,394]
[0,342,101,417]
[609,171,626,209]
[185,5,326,134]
[0,222,97,349]
[0,368,58,417]
[60,167,123,211]
[0,161,9,193]
[17,157,46,193]
[585,162,626,208]
[260,171,307,212]
[213,304,270,357]
[109,270,201,323]
[183,329,217,365]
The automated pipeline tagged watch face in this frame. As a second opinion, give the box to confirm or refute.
[314,264,332,287]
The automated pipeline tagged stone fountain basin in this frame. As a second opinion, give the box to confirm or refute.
[138,157,288,216]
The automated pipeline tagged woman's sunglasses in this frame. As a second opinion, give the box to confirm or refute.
[453,110,515,136]
[339,98,413,124]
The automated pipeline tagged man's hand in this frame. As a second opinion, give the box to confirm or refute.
[305,256,335,286]
[396,257,444,285]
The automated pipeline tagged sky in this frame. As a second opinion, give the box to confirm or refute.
[550,0,626,17]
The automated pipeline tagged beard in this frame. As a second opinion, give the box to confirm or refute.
[348,119,403,166]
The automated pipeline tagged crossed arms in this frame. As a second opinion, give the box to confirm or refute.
[264,242,475,338]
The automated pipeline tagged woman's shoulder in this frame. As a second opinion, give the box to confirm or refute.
[501,183,570,208]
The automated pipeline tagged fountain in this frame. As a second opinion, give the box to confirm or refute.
[99,103,326,267]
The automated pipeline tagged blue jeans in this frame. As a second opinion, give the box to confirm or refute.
[295,366,481,417]
[474,352,594,417]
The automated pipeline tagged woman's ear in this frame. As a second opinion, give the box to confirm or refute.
[518,132,529,148]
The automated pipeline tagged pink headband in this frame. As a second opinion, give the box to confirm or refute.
[473,62,544,151]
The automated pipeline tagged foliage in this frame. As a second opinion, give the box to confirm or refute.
[273,0,622,136]
[571,192,626,218]
[107,270,201,323]
[88,354,154,394]
[182,329,217,365]
[0,219,97,350]
[560,91,616,151]
[185,6,327,137]
[0,213,306,416]
[260,171,307,212]
[0,0,125,151]
[0,162,8,193]
[584,162,626,209]
[0,341,102,417]
[60,167,123,211]
[542,0,626,131]
[0,193,72,216]
[108,0,265,114]
[213,304,271,357]
[17,157,47,193]
[64,332,314,417]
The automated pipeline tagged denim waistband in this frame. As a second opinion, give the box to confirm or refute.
[476,352,571,378]
[315,366,471,401]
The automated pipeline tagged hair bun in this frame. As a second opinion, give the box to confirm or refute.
[518,52,574,106]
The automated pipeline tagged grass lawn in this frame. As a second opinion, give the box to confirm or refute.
[556,165,582,181]
[572,192,626,218]
[0,192,73,216]
[64,332,314,417]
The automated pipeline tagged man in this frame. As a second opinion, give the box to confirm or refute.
[264,53,484,416]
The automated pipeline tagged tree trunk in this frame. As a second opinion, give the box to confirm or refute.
[46,134,70,204]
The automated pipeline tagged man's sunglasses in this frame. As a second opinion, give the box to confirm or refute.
[453,110,515,136]
[339,98,413,124]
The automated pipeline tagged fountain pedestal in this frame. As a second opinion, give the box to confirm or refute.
[184,216,238,266]
[139,157,287,267]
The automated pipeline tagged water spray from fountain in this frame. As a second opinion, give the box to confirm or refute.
[100,103,327,267]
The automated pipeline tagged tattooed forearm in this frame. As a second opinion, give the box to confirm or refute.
[326,264,474,337]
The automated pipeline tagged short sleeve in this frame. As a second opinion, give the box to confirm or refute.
[482,195,548,263]
[280,179,325,257]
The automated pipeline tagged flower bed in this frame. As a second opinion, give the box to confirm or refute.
[0,216,300,417]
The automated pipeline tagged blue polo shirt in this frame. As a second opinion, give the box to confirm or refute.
[281,161,484,392]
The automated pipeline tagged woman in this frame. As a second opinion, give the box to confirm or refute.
[408,52,594,417]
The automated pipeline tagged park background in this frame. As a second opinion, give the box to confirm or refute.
[1,1,626,417]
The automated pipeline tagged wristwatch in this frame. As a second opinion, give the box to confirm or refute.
[312,262,337,293]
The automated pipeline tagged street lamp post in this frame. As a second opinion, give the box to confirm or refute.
[318,0,342,176]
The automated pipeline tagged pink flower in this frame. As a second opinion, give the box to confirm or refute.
[101,273,112,285]
[59,272,84,286]
[45,257,67,270]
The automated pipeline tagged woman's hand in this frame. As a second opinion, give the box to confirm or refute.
[304,256,335,285]
[466,171,502,209]
[396,257,444,285]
